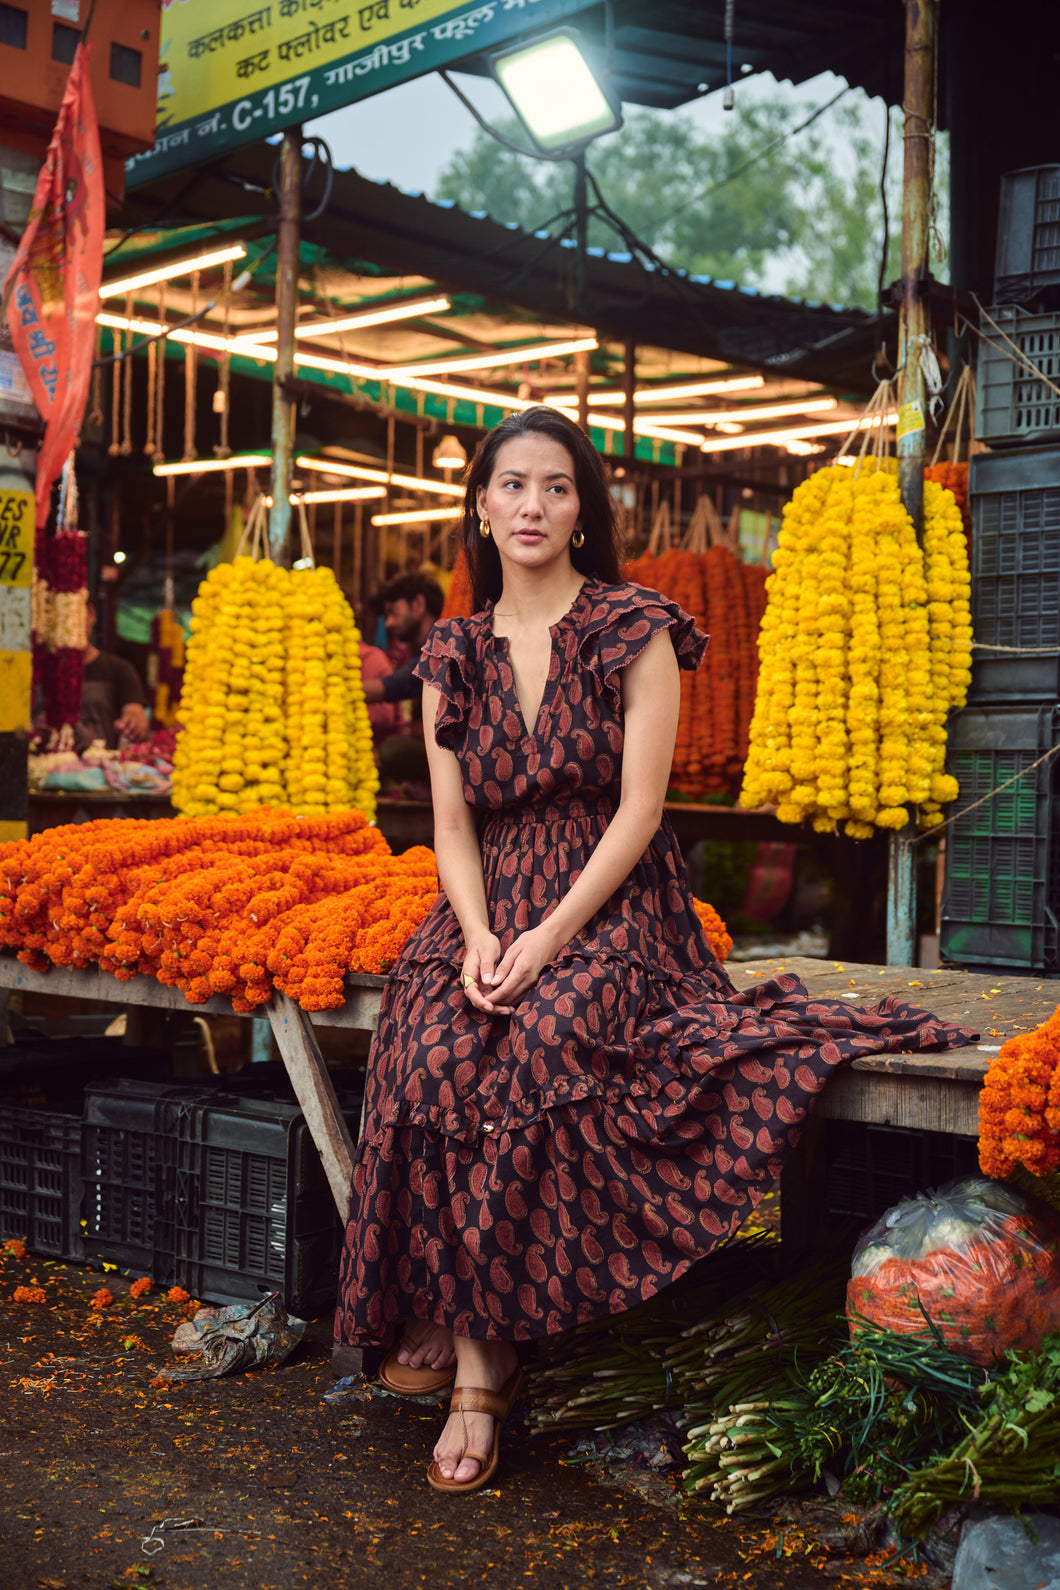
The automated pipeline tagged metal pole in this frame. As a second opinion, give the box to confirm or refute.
[269,126,302,564]
[886,0,935,968]
[623,338,636,461]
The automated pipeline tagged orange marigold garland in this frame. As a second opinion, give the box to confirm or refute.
[979,1006,1060,1179]
[0,810,438,1011]
[623,545,765,800]
[1,812,734,1011]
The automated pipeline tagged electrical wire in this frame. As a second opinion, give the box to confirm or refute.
[877,99,892,316]
[665,83,852,223]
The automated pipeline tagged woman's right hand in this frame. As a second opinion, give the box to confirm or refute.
[460,933,504,1013]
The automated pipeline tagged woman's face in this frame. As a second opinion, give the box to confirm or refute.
[476,432,581,575]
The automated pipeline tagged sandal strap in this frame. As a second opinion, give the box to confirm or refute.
[449,1386,509,1420]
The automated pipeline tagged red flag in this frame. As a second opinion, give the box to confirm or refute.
[3,44,104,529]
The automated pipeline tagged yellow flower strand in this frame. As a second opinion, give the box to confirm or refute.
[741,462,971,836]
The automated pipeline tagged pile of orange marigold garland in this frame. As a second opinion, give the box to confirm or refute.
[0,812,733,1013]
[0,810,437,1011]
[623,546,767,800]
[979,1006,1060,1179]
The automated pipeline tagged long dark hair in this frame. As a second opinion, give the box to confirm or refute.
[461,407,623,611]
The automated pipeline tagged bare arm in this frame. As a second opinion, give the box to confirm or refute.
[421,685,503,1003]
[481,628,680,1014]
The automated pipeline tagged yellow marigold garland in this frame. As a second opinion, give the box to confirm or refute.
[172,557,378,822]
[740,463,971,836]
[979,1006,1060,1180]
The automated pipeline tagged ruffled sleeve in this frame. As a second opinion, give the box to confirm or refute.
[577,581,707,691]
[413,618,480,747]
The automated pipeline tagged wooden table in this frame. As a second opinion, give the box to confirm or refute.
[4,950,1051,1366]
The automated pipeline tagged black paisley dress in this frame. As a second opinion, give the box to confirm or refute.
[334,579,976,1349]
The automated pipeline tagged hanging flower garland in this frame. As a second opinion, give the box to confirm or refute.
[740,462,971,837]
[171,547,378,822]
[31,458,88,730]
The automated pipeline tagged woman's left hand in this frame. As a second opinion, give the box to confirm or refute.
[474,926,557,1015]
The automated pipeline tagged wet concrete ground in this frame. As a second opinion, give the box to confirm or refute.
[0,1248,950,1590]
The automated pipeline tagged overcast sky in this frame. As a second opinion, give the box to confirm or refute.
[305,68,856,197]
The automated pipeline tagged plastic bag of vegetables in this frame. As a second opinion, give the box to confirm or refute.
[846,1175,1060,1365]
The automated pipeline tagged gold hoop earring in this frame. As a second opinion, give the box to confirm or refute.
[479,517,491,539]
[571,528,585,549]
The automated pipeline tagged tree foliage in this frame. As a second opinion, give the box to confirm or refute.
[432,92,938,311]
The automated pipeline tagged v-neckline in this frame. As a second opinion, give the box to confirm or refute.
[489,580,588,740]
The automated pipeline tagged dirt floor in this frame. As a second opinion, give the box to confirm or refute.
[0,1247,952,1590]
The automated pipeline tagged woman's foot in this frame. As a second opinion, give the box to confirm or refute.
[430,1338,520,1488]
[396,1322,456,1373]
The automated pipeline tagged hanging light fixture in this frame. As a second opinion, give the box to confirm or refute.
[432,434,467,471]
[489,28,622,154]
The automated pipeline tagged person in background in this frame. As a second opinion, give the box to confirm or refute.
[361,572,444,710]
[358,639,402,750]
[362,573,444,792]
[77,599,149,750]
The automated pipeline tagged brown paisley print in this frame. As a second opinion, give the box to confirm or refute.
[334,580,977,1349]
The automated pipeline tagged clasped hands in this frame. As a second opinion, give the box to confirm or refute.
[460,925,556,1015]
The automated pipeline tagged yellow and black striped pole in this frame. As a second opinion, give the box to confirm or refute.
[0,456,34,843]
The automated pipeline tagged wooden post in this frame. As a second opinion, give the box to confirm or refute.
[887,0,935,968]
[623,339,636,461]
[269,127,301,564]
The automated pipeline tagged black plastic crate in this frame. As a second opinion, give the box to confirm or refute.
[81,1081,193,1282]
[825,1121,980,1226]
[995,165,1060,306]
[0,1105,83,1259]
[967,446,1060,703]
[81,1080,360,1314]
[940,704,1060,970]
[976,308,1060,448]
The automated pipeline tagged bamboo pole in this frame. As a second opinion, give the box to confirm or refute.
[887,0,935,968]
[269,127,302,565]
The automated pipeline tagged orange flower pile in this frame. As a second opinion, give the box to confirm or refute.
[4,1238,27,1259]
[91,1288,114,1309]
[129,1276,153,1298]
[978,1006,1060,1179]
[847,1207,1060,1365]
[693,897,732,963]
[0,808,439,1012]
[624,547,767,799]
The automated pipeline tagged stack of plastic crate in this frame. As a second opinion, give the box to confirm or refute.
[940,166,1060,973]
[81,1077,362,1315]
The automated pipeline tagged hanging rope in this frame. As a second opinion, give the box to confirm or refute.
[120,293,134,455]
[183,270,199,461]
[154,282,167,465]
[87,323,104,431]
[215,258,232,459]
[930,364,976,466]
[143,335,157,457]
[836,379,896,475]
[107,326,123,457]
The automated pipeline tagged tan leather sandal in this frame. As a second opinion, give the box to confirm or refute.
[378,1348,457,1398]
[426,1367,523,1494]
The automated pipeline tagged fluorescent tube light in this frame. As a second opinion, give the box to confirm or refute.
[371,507,464,526]
[153,453,272,476]
[99,245,247,300]
[699,413,899,454]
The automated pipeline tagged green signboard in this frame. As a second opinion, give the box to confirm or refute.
[126,0,595,188]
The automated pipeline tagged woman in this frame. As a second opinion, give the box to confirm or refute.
[334,407,976,1494]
